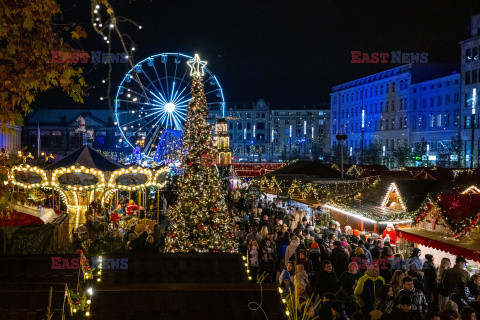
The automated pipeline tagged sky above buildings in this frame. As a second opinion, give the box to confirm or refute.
[34,0,480,109]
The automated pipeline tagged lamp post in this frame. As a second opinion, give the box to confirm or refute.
[361,88,365,164]
[471,88,477,169]
[336,134,348,178]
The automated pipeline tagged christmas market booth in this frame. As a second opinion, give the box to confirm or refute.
[323,175,444,234]
[398,191,480,264]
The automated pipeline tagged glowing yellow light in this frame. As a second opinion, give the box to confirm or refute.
[278,288,283,293]
[187,54,207,77]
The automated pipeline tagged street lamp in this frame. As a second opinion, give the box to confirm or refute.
[471,88,477,169]
[336,134,348,178]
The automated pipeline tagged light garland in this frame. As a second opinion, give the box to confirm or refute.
[462,185,480,194]
[381,182,407,211]
[108,166,153,190]
[101,188,118,207]
[51,165,105,191]
[152,166,170,188]
[9,164,48,189]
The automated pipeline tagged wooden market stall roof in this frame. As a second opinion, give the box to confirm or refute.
[45,145,123,171]
[398,227,480,262]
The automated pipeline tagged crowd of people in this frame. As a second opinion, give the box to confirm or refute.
[233,198,480,320]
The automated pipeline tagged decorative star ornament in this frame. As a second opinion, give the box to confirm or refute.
[187,54,207,77]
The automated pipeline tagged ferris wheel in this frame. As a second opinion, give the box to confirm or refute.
[114,53,225,159]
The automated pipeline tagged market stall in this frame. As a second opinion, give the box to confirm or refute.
[398,193,480,264]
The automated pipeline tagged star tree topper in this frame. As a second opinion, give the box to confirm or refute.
[187,54,207,78]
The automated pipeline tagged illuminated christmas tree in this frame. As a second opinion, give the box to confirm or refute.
[165,54,234,252]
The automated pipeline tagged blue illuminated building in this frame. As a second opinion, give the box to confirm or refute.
[331,64,460,167]
[460,13,480,167]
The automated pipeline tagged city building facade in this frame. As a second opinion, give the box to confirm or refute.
[22,109,118,157]
[331,64,460,167]
[214,99,330,162]
[460,13,480,167]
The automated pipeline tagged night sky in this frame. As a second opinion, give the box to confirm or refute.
[34,0,480,110]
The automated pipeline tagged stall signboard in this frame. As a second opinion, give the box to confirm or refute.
[277,193,290,202]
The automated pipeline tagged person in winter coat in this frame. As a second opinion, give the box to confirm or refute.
[449,281,476,310]
[339,262,363,287]
[439,300,458,320]
[354,264,385,315]
[408,248,423,271]
[442,256,470,296]
[370,239,384,260]
[309,242,323,272]
[313,260,339,295]
[335,278,358,316]
[260,239,277,282]
[396,276,428,315]
[284,236,300,265]
[468,274,480,299]
[423,254,438,304]
[389,295,423,320]
[373,284,395,315]
[379,247,394,284]
[331,240,350,277]
[331,301,350,320]
[358,240,372,263]
[279,261,295,284]
[244,226,262,248]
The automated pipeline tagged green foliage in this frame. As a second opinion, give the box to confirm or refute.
[363,141,382,165]
[0,0,87,132]
[392,142,412,168]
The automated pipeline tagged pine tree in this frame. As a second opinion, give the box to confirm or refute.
[165,55,234,252]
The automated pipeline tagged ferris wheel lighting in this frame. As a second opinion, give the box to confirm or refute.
[95,4,100,9]
[99,24,103,28]
[103,36,107,40]
[109,23,114,28]
[165,103,176,113]
[138,25,143,29]
[115,52,225,160]
[132,47,136,51]
[94,9,98,13]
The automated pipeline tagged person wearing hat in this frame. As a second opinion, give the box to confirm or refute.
[331,240,350,277]
[382,223,397,246]
[442,256,470,296]
[390,295,423,320]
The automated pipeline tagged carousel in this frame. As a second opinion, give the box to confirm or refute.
[7,146,171,235]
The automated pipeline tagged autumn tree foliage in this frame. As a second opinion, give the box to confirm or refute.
[0,0,87,133]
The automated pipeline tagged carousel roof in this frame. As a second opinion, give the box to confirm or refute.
[45,145,123,171]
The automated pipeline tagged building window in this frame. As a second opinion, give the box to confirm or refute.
[51,131,62,149]
[446,94,450,105]
[466,71,471,85]
[237,123,242,130]
[437,96,442,106]
[422,99,426,108]
[466,116,472,129]
[473,69,479,84]
[430,97,434,108]
[467,48,472,63]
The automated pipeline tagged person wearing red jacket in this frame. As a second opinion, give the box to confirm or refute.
[382,223,397,245]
